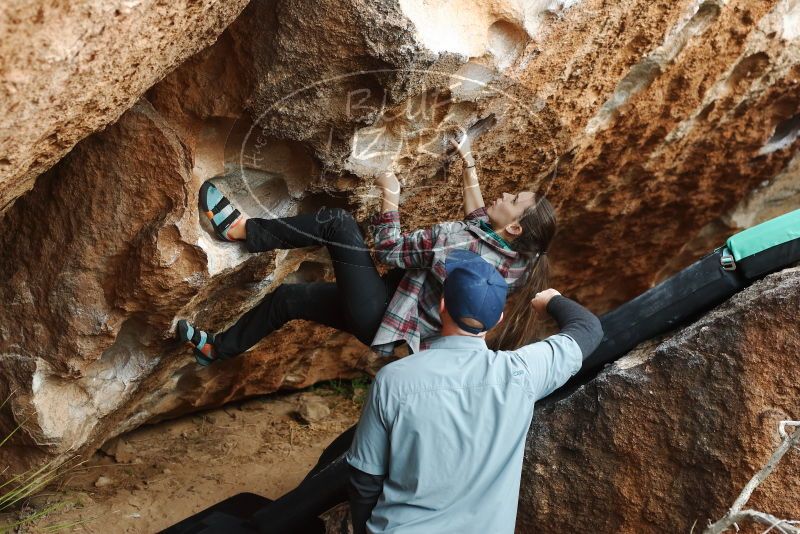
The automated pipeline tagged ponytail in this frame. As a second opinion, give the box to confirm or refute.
[487,197,556,350]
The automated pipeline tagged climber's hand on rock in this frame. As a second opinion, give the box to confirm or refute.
[450,135,475,167]
[531,289,561,314]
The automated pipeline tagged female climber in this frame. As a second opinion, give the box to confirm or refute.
[177,127,556,365]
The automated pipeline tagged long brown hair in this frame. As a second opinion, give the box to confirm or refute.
[487,196,557,350]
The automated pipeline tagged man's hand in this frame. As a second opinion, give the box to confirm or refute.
[531,289,561,314]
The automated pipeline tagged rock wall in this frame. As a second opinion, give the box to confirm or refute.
[0,99,370,471]
[0,0,798,488]
[520,267,800,533]
[146,0,800,311]
[0,0,249,215]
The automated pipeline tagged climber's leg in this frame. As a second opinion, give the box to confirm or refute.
[242,208,391,342]
[213,267,402,359]
[214,282,349,358]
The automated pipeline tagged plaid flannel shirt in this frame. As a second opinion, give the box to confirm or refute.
[369,207,529,356]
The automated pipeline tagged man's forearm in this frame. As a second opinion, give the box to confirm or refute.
[546,295,603,359]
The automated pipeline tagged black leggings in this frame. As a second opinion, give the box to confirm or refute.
[214,208,402,359]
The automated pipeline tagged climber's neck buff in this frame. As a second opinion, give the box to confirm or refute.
[478,220,512,250]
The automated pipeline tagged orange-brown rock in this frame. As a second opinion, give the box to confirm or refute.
[346,0,800,312]
[0,100,372,474]
[0,0,249,216]
[520,267,800,532]
[149,0,800,314]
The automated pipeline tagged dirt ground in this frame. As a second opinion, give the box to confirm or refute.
[6,383,364,533]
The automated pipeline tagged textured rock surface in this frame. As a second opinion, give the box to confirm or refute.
[520,267,800,533]
[421,0,800,310]
[0,101,370,473]
[0,101,202,470]
[0,0,248,215]
[0,0,799,480]
[148,0,800,310]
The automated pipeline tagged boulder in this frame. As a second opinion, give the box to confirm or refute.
[0,0,249,216]
[156,0,800,311]
[520,267,800,532]
[297,396,332,424]
[0,100,369,474]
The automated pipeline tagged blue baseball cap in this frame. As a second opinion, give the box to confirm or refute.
[443,250,508,334]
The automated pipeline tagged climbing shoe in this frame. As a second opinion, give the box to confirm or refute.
[177,319,219,366]
[199,181,244,242]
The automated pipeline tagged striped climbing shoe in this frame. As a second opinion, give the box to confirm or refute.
[199,181,244,242]
[177,319,218,366]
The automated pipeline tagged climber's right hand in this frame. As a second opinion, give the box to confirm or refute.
[449,135,475,166]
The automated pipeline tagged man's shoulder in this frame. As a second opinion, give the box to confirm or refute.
[375,344,507,393]
[374,347,451,387]
[375,350,433,382]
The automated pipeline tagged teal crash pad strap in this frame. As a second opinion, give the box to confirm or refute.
[726,208,800,261]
